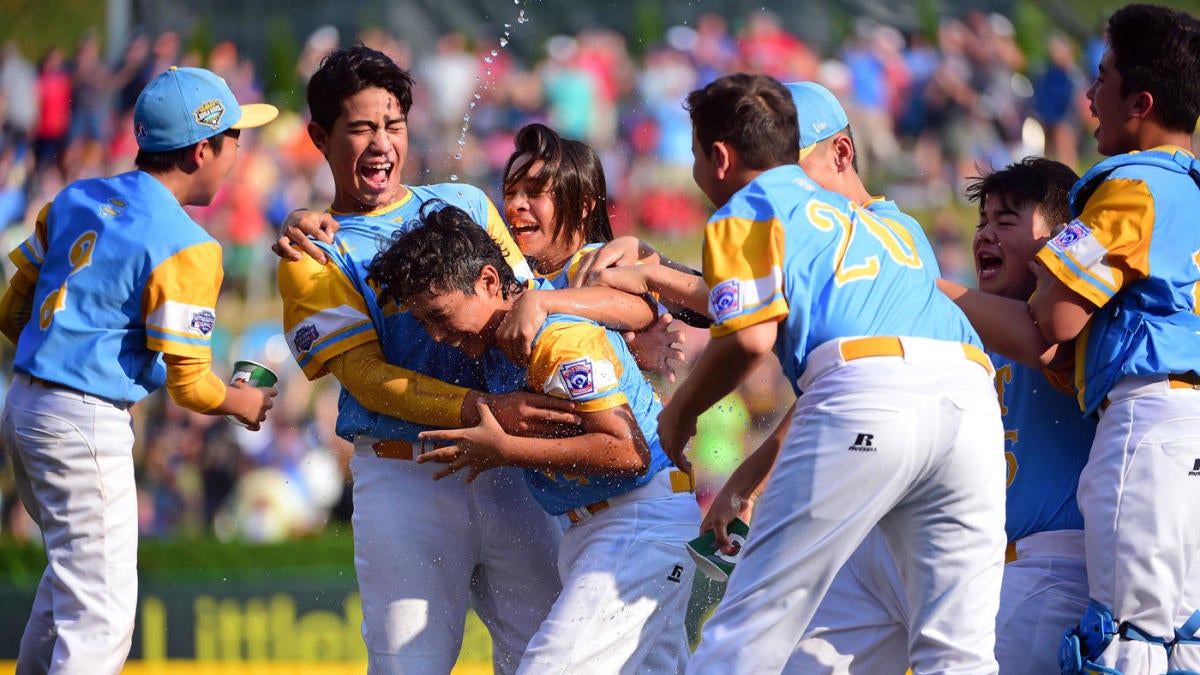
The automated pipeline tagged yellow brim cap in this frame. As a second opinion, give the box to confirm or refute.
[231,102,280,129]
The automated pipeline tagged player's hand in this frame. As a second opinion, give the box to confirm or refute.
[418,402,508,481]
[227,381,278,431]
[494,290,549,366]
[467,390,583,438]
[571,236,648,288]
[701,478,757,555]
[657,403,697,474]
[624,312,686,383]
[271,209,340,264]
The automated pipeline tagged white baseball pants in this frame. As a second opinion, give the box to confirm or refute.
[518,472,701,675]
[1079,375,1200,675]
[2,375,138,675]
[688,337,1007,675]
[350,442,564,675]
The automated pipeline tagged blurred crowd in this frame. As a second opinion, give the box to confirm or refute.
[0,8,1118,543]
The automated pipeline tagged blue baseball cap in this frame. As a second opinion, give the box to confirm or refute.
[133,66,278,151]
[784,81,850,159]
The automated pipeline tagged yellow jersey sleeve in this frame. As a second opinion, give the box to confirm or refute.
[703,215,788,337]
[278,254,379,380]
[528,321,627,413]
[326,341,469,428]
[143,241,223,358]
[1035,177,1155,308]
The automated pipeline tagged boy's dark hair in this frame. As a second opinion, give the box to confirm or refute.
[502,123,613,247]
[685,73,799,170]
[1107,4,1200,133]
[367,202,520,308]
[134,129,232,173]
[965,157,1080,229]
[307,44,414,132]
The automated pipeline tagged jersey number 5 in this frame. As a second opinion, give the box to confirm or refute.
[39,231,97,329]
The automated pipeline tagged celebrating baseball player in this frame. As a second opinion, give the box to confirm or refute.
[657,73,1006,674]
[784,157,1093,674]
[274,44,673,672]
[938,5,1200,674]
[275,45,574,674]
[0,66,279,674]
[365,203,702,674]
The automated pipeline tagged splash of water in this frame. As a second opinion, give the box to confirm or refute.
[451,1,533,181]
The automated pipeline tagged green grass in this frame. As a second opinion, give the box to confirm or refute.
[0,526,357,586]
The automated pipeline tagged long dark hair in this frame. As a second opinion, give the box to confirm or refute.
[502,123,613,246]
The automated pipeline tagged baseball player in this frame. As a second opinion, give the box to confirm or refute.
[785,158,1094,674]
[488,122,691,372]
[364,203,702,674]
[571,81,937,311]
[0,66,278,674]
[274,46,664,673]
[938,7,1200,674]
[660,73,1006,674]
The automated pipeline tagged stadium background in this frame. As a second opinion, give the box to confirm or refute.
[1,0,1199,670]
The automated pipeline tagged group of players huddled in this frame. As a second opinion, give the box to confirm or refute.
[2,3,1199,674]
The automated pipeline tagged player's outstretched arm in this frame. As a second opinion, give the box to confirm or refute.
[163,354,278,430]
[570,236,657,285]
[937,276,1065,369]
[460,389,582,438]
[659,320,778,472]
[271,208,340,264]
[418,400,649,482]
[494,286,656,365]
[590,262,710,316]
[701,401,794,553]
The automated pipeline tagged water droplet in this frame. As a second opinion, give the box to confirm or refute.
[473,93,481,100]
[469,101,477,109]
[484,56,493,64]
[454,154,462,161]
[500,38,509,47]
[490,49,498,57]
[517,10,528,23]
[450,174,459,181]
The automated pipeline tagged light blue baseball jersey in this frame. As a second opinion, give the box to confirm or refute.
[484,312,673,515]
[8,171,222,403]
[865,197,941,279]
[1036,147,1200,414]
[992,354,1094,541]
[704,164,981,392]
[278,183,531,443]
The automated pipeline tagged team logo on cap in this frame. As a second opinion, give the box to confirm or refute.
[194,99,226,129]
[135,123,147,140]
[560,358,595,398]
[710,279,742,322]
[293,324,320,353]
[1048,219,1091,253]
[189,310,216,336]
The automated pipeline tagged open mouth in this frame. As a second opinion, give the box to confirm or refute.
[976,252,1003,278]
[360,161,393,190]
[509,221,541,238]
